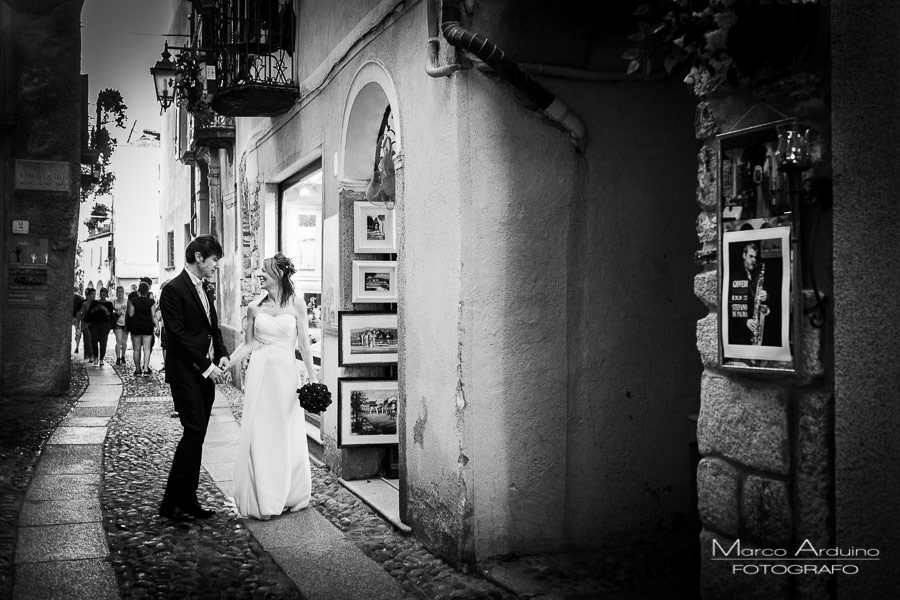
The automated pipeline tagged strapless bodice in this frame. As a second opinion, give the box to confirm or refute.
[254,312,296,350]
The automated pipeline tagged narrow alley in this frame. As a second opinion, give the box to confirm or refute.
[1,348,698,599]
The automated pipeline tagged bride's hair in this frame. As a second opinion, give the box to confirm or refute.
[263,253,296,307]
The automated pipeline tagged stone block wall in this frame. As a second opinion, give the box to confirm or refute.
[693,92,834,600]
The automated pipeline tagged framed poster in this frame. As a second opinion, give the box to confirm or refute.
[351,260,398,303]
[338,378,399,447]
[717,120,800,373]
[720,227,792,365]
[354,202,397,254]
[338,311,398,366]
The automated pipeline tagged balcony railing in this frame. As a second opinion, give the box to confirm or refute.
[207,0,298,116]
[192,112,235,149]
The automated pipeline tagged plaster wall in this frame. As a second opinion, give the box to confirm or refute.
[564,80,703,541]
[158,109,194,283]
[1,0,83,394]
[832,3,900,597]
[295,0,383,83]
[229,0,702,564]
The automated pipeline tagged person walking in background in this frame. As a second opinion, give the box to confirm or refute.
[226,253,318,520]
[158,235,230,521]
[86,288,115,366]
[78,288,96,362]
[73,287,85,354]
[127,282,159,377]
[112,285,129,365]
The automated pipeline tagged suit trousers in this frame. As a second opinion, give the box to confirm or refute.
[163,375,216,507]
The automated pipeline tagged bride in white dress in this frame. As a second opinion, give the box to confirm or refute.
[227,253,318,520]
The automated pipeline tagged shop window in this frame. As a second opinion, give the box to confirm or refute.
[279,162,323,426]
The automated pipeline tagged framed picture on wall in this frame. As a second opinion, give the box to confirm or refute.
[338,311,398,366]
[338,378,399,447]
[352,260,398,303]
[720,225,794,368]
[354,202,397,253]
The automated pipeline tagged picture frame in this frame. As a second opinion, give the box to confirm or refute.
[338,378,399,447]
[720,226,793,366]
[717,120,800,373]
[338,311,398,366]
[351,260,398,303]
[353,202,397,254]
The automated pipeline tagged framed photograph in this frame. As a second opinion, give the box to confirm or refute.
[354,202,397,253]
[352,260,398,303]
[338,378,399,447]
[338,311,398,366]
[717,120,801,373]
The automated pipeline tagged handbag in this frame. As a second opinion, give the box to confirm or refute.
[297,382,332,414]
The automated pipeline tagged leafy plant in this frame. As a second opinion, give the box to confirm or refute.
[623,0,819,95]
[82,88,128,202]
[83,202,111,232]
[175,52,217,125]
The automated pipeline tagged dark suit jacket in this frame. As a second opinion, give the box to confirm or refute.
[159,269,228,384]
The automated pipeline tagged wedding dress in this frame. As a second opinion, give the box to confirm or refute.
[232,312,311,519]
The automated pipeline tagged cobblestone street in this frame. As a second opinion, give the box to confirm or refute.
[1,353,700,599]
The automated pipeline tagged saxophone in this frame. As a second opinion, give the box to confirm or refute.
[751,263,769,346]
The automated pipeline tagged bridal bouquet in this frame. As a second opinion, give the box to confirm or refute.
[297,382,332,414]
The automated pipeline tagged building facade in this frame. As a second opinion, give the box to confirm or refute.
[1,0,84,394]
[157,1,900,597]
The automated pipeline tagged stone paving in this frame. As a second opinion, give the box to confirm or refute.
[106,359,518,600]
[2,354,701,600]
[0,363,85,599]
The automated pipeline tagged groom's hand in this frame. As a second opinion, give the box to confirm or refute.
[210,365,228,384]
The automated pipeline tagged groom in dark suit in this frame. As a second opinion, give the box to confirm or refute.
[158,235,230,520]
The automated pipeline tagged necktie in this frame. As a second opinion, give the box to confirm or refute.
[196,281,210,320]
[197,280,214,360]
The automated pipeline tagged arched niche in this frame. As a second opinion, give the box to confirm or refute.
[340,61,402,185]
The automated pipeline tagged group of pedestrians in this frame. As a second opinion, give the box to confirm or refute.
[73,276,165,377]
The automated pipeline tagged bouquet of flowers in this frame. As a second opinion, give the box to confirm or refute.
[297,382,332,414]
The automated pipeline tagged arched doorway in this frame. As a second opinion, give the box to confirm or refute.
[335,61,404,487]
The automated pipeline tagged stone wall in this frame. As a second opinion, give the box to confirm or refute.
[1,0,83,395]
[693,86,834,599]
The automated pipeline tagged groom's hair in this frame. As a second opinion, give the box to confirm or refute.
[185,235,224,264]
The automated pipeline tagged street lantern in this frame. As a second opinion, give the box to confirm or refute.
[151,42,177,113]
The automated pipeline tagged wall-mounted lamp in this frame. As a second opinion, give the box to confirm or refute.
[151,42,177,113]
[775,122,811,172]
[365,105,397,210]
[776,121,827,328]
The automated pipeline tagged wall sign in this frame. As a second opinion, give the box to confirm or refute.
[15,160,71,192]
[7,236,50,307]
[717,120,800,373]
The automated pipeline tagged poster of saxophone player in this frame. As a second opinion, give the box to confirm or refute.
[721,226,792,364]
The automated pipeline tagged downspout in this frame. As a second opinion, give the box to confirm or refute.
[426,0,468,77]
[435,2,586,153]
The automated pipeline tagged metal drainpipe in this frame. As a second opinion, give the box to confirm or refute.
[426,0,468,77]
[438,3,586,152]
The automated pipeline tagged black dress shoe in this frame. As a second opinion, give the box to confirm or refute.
[159,504,193,521]
[180,503,215,519]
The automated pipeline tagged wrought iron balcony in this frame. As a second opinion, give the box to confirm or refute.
[206,0,298,117]
[192,111,235,149]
